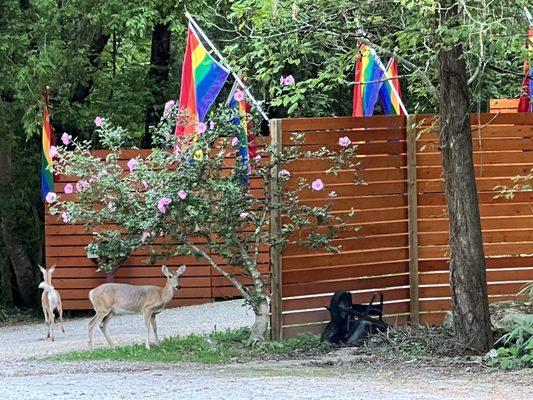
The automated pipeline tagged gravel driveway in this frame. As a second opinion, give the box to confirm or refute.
[1,300,532,400]
[0,299,254,361]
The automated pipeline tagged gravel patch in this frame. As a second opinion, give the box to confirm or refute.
[0,299,254,361]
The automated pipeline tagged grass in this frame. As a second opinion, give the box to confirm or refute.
[54,327,331,364]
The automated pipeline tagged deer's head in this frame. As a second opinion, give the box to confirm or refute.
[161,265,186,290]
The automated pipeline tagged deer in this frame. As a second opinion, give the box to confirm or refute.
[38,264,65,341]
[88,264,186,351]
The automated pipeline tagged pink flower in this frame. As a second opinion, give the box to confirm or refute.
[45,192,57,204]
[61,133,72,145]
[240,212,249,218]
[234,90,245,102]
[209,121,216,130]
[231,137,239,147]
[280,75,285,85]
[64,183,73,194]
[278,169,291,178]
[173,146,181,156]
[61,211,70,223]
[177,190,187,200]
[127,158,138,172]
[196,122,207,134]
[311,179,324,191]
[283,75,295,85]
[107,202,116,212]
[338,136,351,147]
[141,180,149,190]
[76,180,90,193]
[94,116,103,127]
[254,155,261,161]
[157,197,172,213]
[164,100,175,117]
[164,131,171,141]
[49,146,58,158]
[329,191,337,197]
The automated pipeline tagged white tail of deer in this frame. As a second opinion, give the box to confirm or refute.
[88,265,186,350]
[38,264,65,341]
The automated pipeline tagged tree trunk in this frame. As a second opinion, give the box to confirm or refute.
[438,6,492,353]
[248,297,269,345]
[142,22,171,148]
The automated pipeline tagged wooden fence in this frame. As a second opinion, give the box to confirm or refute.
[270,112,533,339]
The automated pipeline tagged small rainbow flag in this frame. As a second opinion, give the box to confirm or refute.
[378,59,405,115]
[176,24,230,137]
[227,82,258,184]
[352,44,385,117]
[41,90,56,200]
[518,28,533,113]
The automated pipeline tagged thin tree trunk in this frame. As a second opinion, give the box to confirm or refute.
[438,5,492,353]
[248,298,270,345]
[142,22,171,148]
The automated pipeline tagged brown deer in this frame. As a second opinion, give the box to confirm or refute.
[88,265,186,350]
[38,264,65,341]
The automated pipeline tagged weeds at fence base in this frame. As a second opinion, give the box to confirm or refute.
[54,327,332,364]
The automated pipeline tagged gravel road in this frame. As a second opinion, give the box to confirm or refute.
[1,299,532,400]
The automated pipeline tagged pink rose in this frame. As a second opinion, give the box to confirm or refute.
[234,90,245,102]
[61,133,72,145]
[142,180,149,190]
[283,75,295,85]
[141,231,153,243]
[177,190,187,200]
[209,121,216,130]
[157,197,172,213]
[254,155,261,161]
[278,169,291,178]
[311,179,324,191]
[196,122,207,134]
[107,202,116,212]
[280,75,285,85]
[329,191,337,198]
[231,137,239,147]
[127,158,138,172]
[173,146,181,157]
[338,136,351,147]
[76,180,90,193]
[240,212,249,218]
[61,211,70,223]
[94,116,103,127]
[49,146,58,158]
[45,192,57,204]
[64,183,73,194]
[164,100,175,117]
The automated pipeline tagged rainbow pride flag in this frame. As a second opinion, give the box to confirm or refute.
[41,90,56,200]
[378,59,405,115]
[518,28,533,113]
[352,44,385,117]
[176,25,230,137]
[227,82,258,184]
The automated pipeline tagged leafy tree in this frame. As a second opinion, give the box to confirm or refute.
[47,103,359,343]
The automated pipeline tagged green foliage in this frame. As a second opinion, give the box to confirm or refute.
[54,327,330,363]
[486,319,533,369]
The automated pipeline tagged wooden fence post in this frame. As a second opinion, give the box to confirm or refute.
[269,119,283,340]
[407,114,420,324]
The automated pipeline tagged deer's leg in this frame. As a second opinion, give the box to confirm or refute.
[143,310,152,350]
[58,304,65,333]
[42,292,49,323]
[151,315,159,346]
[99,314,115,348]
[49,312,55,342]
[88,313,106,351]
[45,310,51,339]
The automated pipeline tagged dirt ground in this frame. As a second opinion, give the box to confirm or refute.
[0,300,532,400]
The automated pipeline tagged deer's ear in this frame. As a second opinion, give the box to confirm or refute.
[161,265,170,277]
[38,265,46,274]
[176,265,186,275]
[48,266,55,274]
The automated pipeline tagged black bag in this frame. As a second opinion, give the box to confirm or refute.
[321,291,387,346]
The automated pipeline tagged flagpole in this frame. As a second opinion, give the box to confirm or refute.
[369,47,409,116]
[185,12,269,121]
